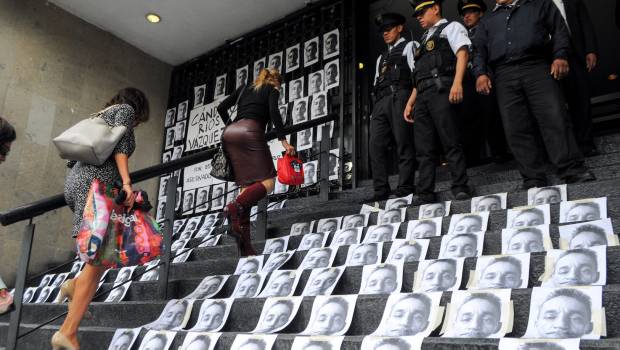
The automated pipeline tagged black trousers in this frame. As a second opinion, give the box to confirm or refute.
[494,60,586,184]
[564,52,595,153]
[413,86,469,195]
[369,90,416,195]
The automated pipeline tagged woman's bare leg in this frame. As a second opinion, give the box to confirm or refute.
[261,178,275,194]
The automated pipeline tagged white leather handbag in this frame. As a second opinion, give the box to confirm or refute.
[53,108,127,166]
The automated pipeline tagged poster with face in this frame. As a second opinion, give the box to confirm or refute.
[173,248,193,264]
[359,263,403,295]
[182,189,196,215]
[328,149,339,181]
[180,332,221,350]
[184,216,203,232]
[310,93,328,120]
[558,218,616,249]
[156,199,167,222]
[137,330,176,350]
[213,74,227,100]
[165,108,176,128]
[501,225,553,254]
[268,51,283,73]
[324,59,339,90]
[236,65,249,89]
[323,29,340,60]
[292,97,309,125]
[263,237,290,255]
[176,228,193,244]
[262,251,294,273]
[297,128,313,151]
[418,202,451,219]
[177,100,189,122]
[107,327,141,350]
[506,205,551,228]
[140,259,160,282]
[286,44,301,73]
[330,228,363,248]
[498,338,580,350]
[234,256,265,275]
[290,222,311,236]
[300,247,336,270]
[363,223,400,244]
[232,273,267,299]
[302,160,318,188]
[524,286,603,339]
[184,275,229,300]
[194,84,206,108]
[302,294,357,336]
[385,195,413,211]
[259,270,301,298]
[560,198,607,224]
[414,258,464,293]
[173,219,187,235]
[198,234,221,248]
[158,176,171,199]
[227,184,240,204]
[298,232,328,251]
[542,246,606,287]
[291,336,345,350]
[162,151,172,164]
[314,217,342,235]
[304,37,320,67]
[346,242,383,267]
[372,292,443,337]
[114,266,136,285]
[308,71,325,95]
[253,58,266,80]
[69,261,84,277]
[439,232,485,259]
[406,217,442,240]
[194,187,211,214]
[51,273,69,289]
[341,213,370,229]
[189,298,232,333]
[175,121,187,142]
[171,239,189,255]
[443,289,512,338]
[377,208,407,225]
[210,183,226,211]
[253,296,303,333]
[38,274,54,288]
[315,121,334,143]
[386,239,429,264]
[34,286,54,303]
[289,76,305,100]
[471,193,507,212]
[172,145,184,160]
[302,267,344,297]
[471,253,530,290]
[164,127,175,150]
[448,212,490,235]
[277,105,289,126]
[104,283,130,303]
[528,184,568,206]
[230,334,277,350]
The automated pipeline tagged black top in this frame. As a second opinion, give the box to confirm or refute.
[217,84,286,141]
[472,0,570,77]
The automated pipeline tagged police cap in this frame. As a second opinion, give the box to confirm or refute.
[457,0,487,15]
[409,0,444,16]
[375,13,406,32]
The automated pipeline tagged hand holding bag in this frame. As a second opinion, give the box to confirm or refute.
[277,154,305,185]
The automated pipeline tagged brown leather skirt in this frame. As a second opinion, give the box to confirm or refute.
[222,118,276,186]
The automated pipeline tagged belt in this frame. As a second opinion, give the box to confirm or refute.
[416,76,453,94]
[374,85,412,101]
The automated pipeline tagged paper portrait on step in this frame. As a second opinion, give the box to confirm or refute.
[33,286,53,303]
[214,74,227,100]
[262,251,295,273]
[300,247,336,270]
[331,227,363,248]
[198,234,221,248]
[524,286,604,339]
[558,218,616,250]
[253,57,266,80]
[172,145,184,160]
[170,239,189,255]
[471,193,507,212]
[363,223,400,244]
[377,208,407,225]
[292,97,309,125]
[181,189,196,215]
[498,338,580,350]
[290,222,312,236]
[414,258,464,293]
[443,289,512,338]
[341,213,369,229]
[310,92,328,120]
[104,283,130,303]
[528,184,568,205]
[302,294,357,336]
[286,43,301,73]
[253,296,303,333]
[502,224,553,254]
[263,236,290,255]
[360,204,382,215]
[308,71,325,95]
[292,336,345,350]
[184,275,229,300]
[541,246,606,287]
[302,160,318,188]
[361,336,423,350]
[139,259,160,282]
[260,270,302,298]
[114,266,136,285]
[439,232,485,259]
[197,213,219,235]
[232,273,267,299]
[236,65,249,89]
[560,197,607,224]
[386,239,429,264]
[50,273,69,289]
[162,151,172,164]
[506,204,551,228]
[359,263,404,295]
[372,292,443,338]
[189,298,232,333]
[346,242,383,267]
[38,274,54,288]
[177,100,189,122]
[406,217,442,240]
[297,128,313,151]
[156,199,167,222]
[165,107,176,128]
[107,327,141,350]
[323,29,340,60]
[470,253,530,290]
[158,175,171,199]
[138,330,176,350]
[234,256,265,275]
[173,219,187,235]
[314,217,343,235]
[268,51,283,73]
[448,212,490,235]
[303,266,345,296]
[175,120,187,142]
[298,232,329,251]
[184,216,203,233]
[69,261,84,277]
[289,76,305,100]
[173,248,193,264]
[324,59,340,90]
[328,149,340,181]
[194,84,206,108]
[180,332,221,350]
[164,127,175,150]
[230,334,278,350]
[304,36,320,67]
[385,195,413,211]
[418,201,451,219]
[178,227,196,242]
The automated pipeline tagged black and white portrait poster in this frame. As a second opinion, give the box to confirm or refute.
[278,83,287,106]
[406,217,443,239]
[386,239,429,264]
[559,197,608,224]
[158,175,170,199]
[104,283,130,303]
[345,242,383,267]
[34,286,54,303]
[308,71,325,95]
[210,183,226,211]
[172,145,184,160]
[194,186,210,214]
[164,127,175,150]
[253,296,303,333]
[286,44,301,73]
[177,100,189,122]
[377,208,407,224]
[162,151,172,164]
[236,65,249,89]
[230,334,277,350]
[342,213,370,229]
[361,336,423,350]
[268,51,284,73]
[324,59,340,91]
[414,258,464,293]
[175,121,187,142]
[359,263,404,295]
[253,57,266,80]
[558,218,617,250]
[443,289,512,338]
[194,84,206,108]
[447,212,489,235]
[180,332,221,350]
[323,29,340,59]
[69,261,84,277]
[214,74,227,100]
[385,195,413,211]
[234,256,265,275]
[182,189,196,215]
[418,201,451,219]
[302,266,344,296]
[290,222,311,236]
[298,232,329,251]
[263,236,290,255]
[498,338,580,350]
[302,160,318,188]
[331,228,363,248]
[198,234,221,248]
[506,204,551,228]
[278,105,288,125]
[501,225,553,254]
[232,273,267,299]
[190,299,232,333]
[165,108,176,128]
[107,327,141,350]
[184,275,229,300]
[259,270,301,298]
[372,292,443,337]
[314,217,343,235]
[156,199,166,222]
[541,246,607,287]
[289,77,305,100]
[523,286,603,339]
[302,295,357,336]
[291,336,345,350]
[471,193,507,212]
[471,253,530,290]
[300,247,336,270]
[328,149,339,181]
[311,93,328,119]
[304,36,320,67]
[114,266,136,285]
[439,232,485,259]
[137,330,176,350]
[363,223,400,243]
[528,184,568,206]
[263,251,295,274]
[139,259,160,282]
[297,128,313,151]
[185,100,233,152]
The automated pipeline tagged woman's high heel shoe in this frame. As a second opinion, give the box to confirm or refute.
[51,331,79,350]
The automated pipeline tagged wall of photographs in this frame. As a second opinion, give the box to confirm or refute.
[156,0,353,221]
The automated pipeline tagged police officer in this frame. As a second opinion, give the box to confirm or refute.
[458,0,510,165]
[367,13,417,202]
[404,0,472,205]
[473,0,596,188]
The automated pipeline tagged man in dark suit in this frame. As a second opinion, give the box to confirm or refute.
[554,0,599,156]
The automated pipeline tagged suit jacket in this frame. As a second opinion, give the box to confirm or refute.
[563,0,598,58]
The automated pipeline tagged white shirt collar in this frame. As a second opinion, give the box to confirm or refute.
[424,19,448,40]
[493,0,519,11]
[388,37,406,51]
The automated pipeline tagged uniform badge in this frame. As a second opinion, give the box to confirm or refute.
[426,40,435,51]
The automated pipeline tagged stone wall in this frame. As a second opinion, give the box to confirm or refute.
[0,0,172,286]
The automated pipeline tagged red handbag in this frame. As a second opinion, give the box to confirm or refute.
[277,154,305,185]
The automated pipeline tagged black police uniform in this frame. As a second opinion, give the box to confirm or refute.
[472,0,594,187]
[369,14,416,198]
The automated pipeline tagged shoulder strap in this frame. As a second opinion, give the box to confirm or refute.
[225,85,247,126]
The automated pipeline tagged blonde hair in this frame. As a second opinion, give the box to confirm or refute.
[253,68,283,91]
